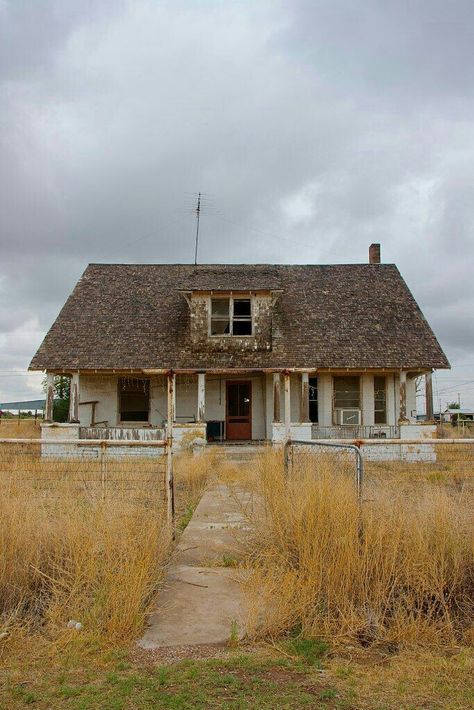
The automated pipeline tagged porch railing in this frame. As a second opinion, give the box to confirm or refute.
[79,426,164,441]
[311,425,400,440]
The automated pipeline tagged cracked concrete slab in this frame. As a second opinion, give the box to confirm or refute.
[138,483,250,649]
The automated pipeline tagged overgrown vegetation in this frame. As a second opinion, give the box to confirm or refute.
[0,472,171,653]
[243,450,474,648]
[1,445,473,708]
[0,447,213,661]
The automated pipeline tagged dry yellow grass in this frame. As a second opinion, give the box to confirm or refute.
[0,419,42,439]
[243,449,474,648]
[0,445,217,663]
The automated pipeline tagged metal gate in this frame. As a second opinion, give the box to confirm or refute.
[284,439,363,501]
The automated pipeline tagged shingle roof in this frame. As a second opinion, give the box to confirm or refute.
[29,263,450,371]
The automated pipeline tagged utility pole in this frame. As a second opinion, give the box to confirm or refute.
[194,192,201,265]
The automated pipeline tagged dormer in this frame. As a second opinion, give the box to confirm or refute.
[180,289,282,352]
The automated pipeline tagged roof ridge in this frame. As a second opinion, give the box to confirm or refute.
[85,262,398,267]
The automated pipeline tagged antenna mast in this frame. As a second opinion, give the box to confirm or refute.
[194,192,201,265]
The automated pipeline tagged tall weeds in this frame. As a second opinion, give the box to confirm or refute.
[244,451,474,647]
[0,485,171,654]
[0,447,215,658]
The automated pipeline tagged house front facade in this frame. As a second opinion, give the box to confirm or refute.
[29,245,449,446]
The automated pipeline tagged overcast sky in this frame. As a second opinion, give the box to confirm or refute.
[1,0,473,410]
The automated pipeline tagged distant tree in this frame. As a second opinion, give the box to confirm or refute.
[42,375,70,422]
[448,402,460,409]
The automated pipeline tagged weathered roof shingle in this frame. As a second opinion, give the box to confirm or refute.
[29,263,449,371]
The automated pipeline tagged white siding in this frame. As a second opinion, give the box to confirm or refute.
[79,375,118,426]
[318,374,333,426]
[361,374,374,426]
[406,375,417,422]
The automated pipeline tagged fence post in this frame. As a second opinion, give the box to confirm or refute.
[284,440,292,478]
[100,440,107,501]
[166,372,175,530]
[354,444,363,503]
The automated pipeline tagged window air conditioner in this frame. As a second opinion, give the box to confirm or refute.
[336,409,361,425]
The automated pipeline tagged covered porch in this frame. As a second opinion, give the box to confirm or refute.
[42,368,437,445]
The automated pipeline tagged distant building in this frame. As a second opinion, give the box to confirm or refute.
[442,407,474,424]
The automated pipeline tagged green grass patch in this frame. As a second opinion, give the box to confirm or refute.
[176,505,195,533]
[2,653,332,709]
[284,637,328,667]
[2,645,472,710]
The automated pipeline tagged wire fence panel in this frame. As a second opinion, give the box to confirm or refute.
[285,439,474,501]
[0,439,170,514]
[285,440,363,499]
[361,439,474,495]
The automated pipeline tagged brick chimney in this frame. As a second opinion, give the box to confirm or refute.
[369,243,381,264]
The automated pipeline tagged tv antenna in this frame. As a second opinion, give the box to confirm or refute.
[194,192,201,265]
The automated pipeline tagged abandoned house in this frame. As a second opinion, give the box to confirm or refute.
[29,244,449,448]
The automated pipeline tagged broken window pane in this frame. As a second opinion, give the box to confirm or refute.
[119,378,150,422]
[211,319,230,335]
[232,298,252,335]
[374,375,387,424]
[233,320,252,335]
[233,299,251,317]
[211,298,231,335]
[210,297,252,336]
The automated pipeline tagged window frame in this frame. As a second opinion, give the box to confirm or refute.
[374,375,387,425]
[332,375,361,425]
[118,377,151,425]
[209,296,254,337]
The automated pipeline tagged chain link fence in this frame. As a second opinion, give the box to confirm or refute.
[284,439,474,499]
[0,438,170,515]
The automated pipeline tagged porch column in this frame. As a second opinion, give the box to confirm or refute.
[284,372,291,439]
[45,372,54,422]
[425,371,434,420]
[167,372,176,430]
[300,372,310,422]
[68,372,80,423]
[399,370,408,422]
[197,372,206,422]
[273,373,281,422]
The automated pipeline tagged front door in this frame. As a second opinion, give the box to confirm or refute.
[226,381,252,440]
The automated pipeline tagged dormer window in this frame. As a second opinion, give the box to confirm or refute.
[210,297,253,336]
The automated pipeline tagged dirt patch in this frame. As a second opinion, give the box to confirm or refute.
[132,642,234,667]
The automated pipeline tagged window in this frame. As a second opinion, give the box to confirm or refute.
[210,297,252,336]
[119,377,150,422]
[333,376,360,424]
[333,376,360,408]
[309,377,318,423]
[374,376,387,424]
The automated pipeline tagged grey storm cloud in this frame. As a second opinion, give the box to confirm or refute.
[1,0,474,406]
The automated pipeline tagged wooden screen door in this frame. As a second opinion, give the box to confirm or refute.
[226,381,252,440]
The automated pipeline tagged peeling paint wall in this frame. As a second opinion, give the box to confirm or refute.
[79,373,268,439]
[78,372,412,439]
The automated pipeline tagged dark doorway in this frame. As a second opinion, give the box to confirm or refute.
[309,377,318,423]
[226,381,252,440]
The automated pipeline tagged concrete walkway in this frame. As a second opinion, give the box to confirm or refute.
[139,483,250,649]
